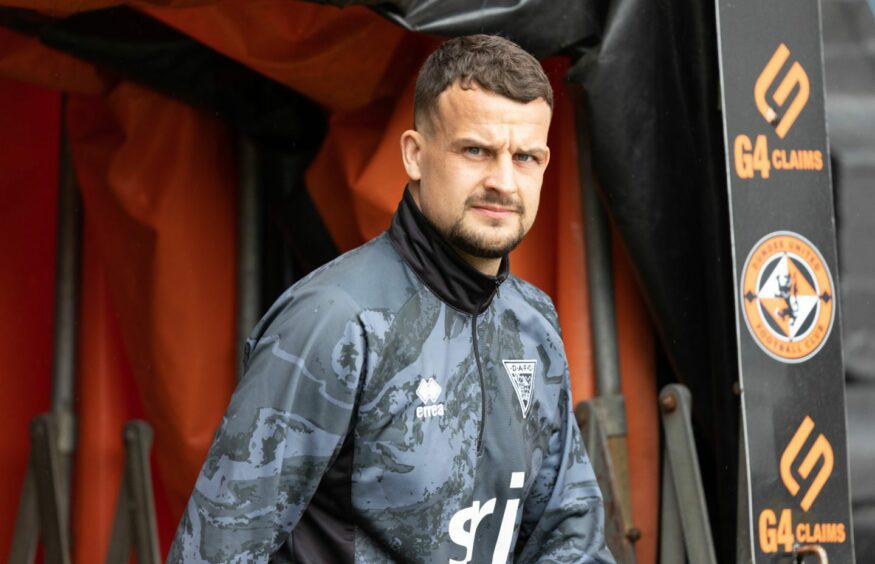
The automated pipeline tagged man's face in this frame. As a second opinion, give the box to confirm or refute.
[401,83,551,265]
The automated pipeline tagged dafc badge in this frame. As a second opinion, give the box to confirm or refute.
[502,360,536,418]
[741,231,835,363]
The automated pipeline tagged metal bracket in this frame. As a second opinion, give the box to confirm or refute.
[793,544,829,563]
[8,414,72,564]
[659,384,717,564]
[577,398,638,563]
[106,420,161,564]
[9,461,38,563]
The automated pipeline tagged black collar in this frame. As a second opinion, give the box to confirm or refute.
[388,188,508,315]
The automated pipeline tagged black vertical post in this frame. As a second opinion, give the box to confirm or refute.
[236,136,261,382]
[51,97,80,503]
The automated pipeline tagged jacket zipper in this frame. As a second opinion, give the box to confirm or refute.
[472,280,501,454]
[472,308,486,454]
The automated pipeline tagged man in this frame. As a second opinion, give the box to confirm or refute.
[170,34,613,563]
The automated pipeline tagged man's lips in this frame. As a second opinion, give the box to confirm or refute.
[470,204,519,219]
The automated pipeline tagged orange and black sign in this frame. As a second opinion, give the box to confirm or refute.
[716,0,854,561]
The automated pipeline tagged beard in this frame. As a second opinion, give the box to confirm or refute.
[444,193,527,259]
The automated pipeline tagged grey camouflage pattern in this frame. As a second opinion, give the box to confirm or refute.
[168,234,613,563]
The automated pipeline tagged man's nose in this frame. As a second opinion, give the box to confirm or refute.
[483,154,516,193]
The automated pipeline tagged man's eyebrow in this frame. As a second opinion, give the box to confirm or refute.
[516,146,548,158]
[451,136,495,149]
[451,137,548,156]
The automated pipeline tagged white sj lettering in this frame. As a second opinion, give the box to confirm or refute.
[449,499,496,564]
[448,472,525,564]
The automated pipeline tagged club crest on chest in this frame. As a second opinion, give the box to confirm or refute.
[502,360,537,419]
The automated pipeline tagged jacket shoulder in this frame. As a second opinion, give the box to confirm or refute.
[503,275,562,334]
[304,233,414,311]
[249,234,412,339]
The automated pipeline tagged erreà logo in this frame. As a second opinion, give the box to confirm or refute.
[780,416,834,512]
[741,231,834,364]
[502,360,536,418]
[754,43,810,139]
[415,377,444,420]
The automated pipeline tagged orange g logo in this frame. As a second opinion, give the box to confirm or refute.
[741,232,835,363]
[754,44,810,138]
[780,416,834,512]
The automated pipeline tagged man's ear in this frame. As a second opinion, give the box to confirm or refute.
[400,129,424,181]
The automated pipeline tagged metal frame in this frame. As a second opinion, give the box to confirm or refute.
[8,99,160,564]
[8,466,38,563]
[577,400,638,562]
[9,100,79,564]
[571,89,638,557]
[659,384,717,564]
[9,415,73,564]
[51,105,80,490]
[106,421,161,564]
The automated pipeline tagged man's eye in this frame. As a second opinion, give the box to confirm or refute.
[465,147,482,156]
[515,153,534,162]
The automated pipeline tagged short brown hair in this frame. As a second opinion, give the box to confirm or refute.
[413,35,553,131]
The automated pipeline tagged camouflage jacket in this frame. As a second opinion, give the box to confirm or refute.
[169,189,613,563]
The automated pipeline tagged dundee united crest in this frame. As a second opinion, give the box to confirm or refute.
[741,231,835,363]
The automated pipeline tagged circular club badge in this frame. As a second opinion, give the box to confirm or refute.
[741,231,835,363]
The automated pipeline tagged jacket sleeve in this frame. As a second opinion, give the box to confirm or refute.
[167,286,365,563]
[517,370,615,563]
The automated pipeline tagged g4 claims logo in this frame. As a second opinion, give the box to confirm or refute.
[733,43,823,180]
[781,415,833,511]
[757,416,845,554]
[755,43,810,138]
